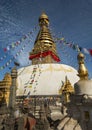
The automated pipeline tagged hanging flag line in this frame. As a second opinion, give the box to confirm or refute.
[24,64,42,88]
[0,44,26,70]
[0,37,33,71]
[58,43,78,68]
[3,25,37,52]
[24,65,38,88]
[0,25,38,62]
[0,26,38,71]
[23,64,42,96]
[56,37,92,56]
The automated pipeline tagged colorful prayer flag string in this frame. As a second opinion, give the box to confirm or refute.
[56,37,92,56]
[0,25,38,62]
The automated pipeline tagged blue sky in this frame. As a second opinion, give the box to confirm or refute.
[0,0,92,80]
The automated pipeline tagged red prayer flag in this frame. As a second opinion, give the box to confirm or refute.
[89,49,92,56]
[4,48,7,52]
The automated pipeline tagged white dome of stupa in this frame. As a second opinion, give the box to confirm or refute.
[17,63,79,96]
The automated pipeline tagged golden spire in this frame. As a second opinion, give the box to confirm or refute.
[59,76,74,103]
[77,52,88,80]
[62,76,74,93]
[59,76,74,94]
[29,12,60,64]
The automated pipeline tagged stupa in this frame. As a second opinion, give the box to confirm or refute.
[17,13,79,96]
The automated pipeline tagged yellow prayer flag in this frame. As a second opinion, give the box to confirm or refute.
[61,37,64,41]
[28,85,32,88]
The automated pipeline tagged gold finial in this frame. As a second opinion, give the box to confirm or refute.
[77,52,88,80]
[39,12,49,27]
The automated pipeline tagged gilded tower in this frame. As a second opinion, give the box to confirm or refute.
[59,76,74,103]
[77,52,88,80]
[0,73,12,106]
[29,12,60,64]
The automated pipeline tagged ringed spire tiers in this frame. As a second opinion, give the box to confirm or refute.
[29,12,60,65]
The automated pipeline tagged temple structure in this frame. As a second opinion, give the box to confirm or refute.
[15,13,79,129]
[17,13,79,96]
